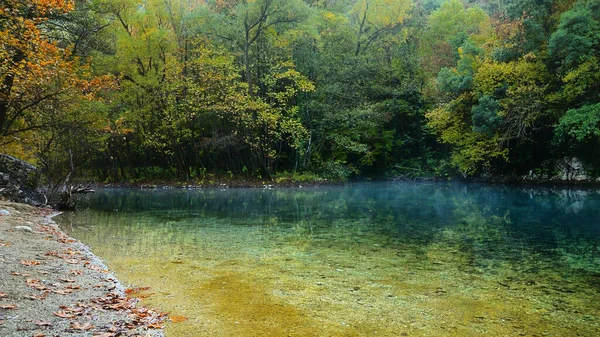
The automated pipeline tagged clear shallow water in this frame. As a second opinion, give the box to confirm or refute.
[56,182,600,336]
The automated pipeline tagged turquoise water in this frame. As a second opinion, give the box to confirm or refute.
[56,182,600,336]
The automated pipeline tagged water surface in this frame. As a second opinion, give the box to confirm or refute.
[56,182,600,336]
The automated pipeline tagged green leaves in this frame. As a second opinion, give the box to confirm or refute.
[549,0,600,72]
[556,103,600,144]
[472,95,502,136]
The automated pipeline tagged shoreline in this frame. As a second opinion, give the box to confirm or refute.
[87,176,600,191]
[0,201,166,336]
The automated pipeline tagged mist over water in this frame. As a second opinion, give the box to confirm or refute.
[57,183,600,336]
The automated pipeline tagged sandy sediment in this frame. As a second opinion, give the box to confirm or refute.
[0,200,166,337]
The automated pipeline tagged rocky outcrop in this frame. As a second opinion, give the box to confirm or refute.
[555,157,591,182]
[0,154,44,205]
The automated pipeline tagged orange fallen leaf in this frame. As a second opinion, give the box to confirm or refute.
[52,289,74,295]
[25,294,47,300]
[69,270,83,275]
[70,321,94,330]
[1,304,17,309]
[93,333,115,337]
[59,278,76,283]
[125,286,151,294]
[33,334,45,337]
[0,292,6,297]
[64,259,80,264]
[20,260,41,266]
[169,315,188,323]
[54,310,76,318]
[35,321,53,326]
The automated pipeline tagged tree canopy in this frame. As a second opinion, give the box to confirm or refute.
[2,0,600,181]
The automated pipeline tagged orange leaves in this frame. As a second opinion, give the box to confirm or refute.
[0,239,10,246]
[54,310,76,318]
[58,278,76,283]
[26,278,49,291]
[0,304,17,309]
[24,293,47,300]
[35,320,53,326]
[0,292,7,298]
[90,293,167,330]
[124,287,150,295]
[20,259,41,266]
[169,315,188,323]
[86,263,108,273]
[70,321,94,331]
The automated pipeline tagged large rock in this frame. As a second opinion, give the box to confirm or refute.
[0,154,44,205]
[556,157,590,182]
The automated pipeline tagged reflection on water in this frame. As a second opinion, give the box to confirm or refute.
[56,182,600,336]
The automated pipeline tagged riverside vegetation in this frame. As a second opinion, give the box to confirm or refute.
[1,0,600,183]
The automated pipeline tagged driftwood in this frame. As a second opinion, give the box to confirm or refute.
[56,150,95,210]
[57,184,95,210]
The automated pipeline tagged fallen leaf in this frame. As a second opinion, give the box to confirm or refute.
[25,294,47,300]
[69,270,83,275]
[169,315,188,323]
[54,310,76,318]
[59,278,76,283]
[93,333,115,337]
[125,286,151,294]
[26,279,48,291]
[1,304,17,309]
[33,334,45,337]
[64,259,80,264]
[52,289,74,295]
[0,292,6,298]
[35,321,53,326]
[20,260,41,266]
[70,321,94,330]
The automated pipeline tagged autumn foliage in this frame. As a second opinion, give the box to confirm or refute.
[0,0,114,160]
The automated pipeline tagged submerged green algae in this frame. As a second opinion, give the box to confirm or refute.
[57,183,600,336]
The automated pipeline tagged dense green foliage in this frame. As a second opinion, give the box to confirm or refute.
[2,0,599,181]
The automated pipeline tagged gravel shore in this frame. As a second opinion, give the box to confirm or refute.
[0,201,166,337]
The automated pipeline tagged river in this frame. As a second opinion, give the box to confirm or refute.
[56,182,600,336]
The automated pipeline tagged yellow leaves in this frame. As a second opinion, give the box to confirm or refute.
[351,0,412,31]
[30,0,75,16]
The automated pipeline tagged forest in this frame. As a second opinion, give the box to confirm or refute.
[1,0,599,183]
